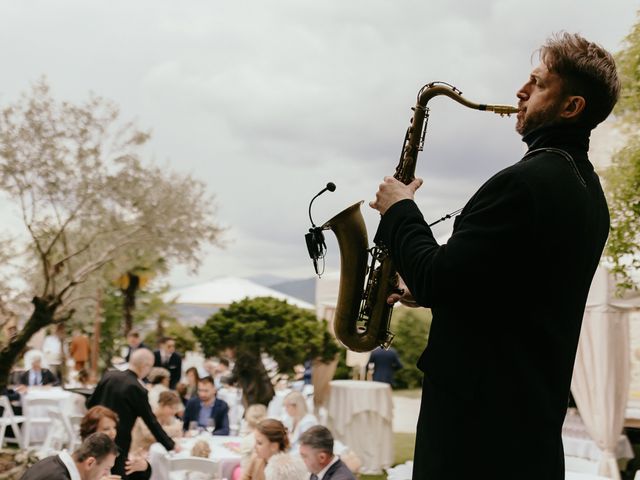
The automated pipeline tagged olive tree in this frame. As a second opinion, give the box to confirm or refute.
[0,79,223,389]
[193,296,339,407]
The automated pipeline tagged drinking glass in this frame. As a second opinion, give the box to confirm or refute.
[206,418,216,435]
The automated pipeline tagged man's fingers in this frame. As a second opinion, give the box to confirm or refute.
[409,177,423,192]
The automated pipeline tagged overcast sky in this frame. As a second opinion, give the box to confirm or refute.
[0,1,638,287]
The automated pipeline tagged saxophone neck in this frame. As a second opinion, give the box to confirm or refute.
[418,81,518,115]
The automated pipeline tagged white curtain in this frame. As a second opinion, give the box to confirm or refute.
[571,305,630,480]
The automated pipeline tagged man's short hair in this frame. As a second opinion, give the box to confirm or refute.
[127,331,140,339]
[159,336,174,345]
[539,32,620,129]
[73,432,118,463]
[299,425,334,454]
[199,375,215,386]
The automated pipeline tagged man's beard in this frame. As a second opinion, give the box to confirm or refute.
[516,102,564,136]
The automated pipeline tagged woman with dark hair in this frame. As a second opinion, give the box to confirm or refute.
[80,405,151,479]
[242,419,305,480]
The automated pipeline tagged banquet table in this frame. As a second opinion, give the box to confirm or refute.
[326,379,393,474]
[149,435,242,480]
[22,386,85,444]
[562,409,633,462]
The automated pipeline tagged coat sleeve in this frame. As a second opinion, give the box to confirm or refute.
[374,169,534,308]
[213,400,230,435]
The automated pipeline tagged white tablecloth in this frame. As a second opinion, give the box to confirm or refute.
[22,387,84,443]
[326,380,393,474]
[149,435,242,480]
[562,410,633,461]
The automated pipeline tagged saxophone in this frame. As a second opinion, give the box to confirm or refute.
[322,82,518,352]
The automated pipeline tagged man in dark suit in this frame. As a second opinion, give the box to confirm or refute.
[18,354,59,386]
[371,33,619,479]
[124,330,147,363]
[21,432,117,480]
[87,348,178,478]
[182,375,229,435]
[299,426,355,480]
[368,346,403,386]
[153,336,182,389]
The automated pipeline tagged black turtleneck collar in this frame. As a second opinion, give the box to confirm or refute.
[522,123,591,154]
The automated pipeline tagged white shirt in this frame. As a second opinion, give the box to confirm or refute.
[315,455,340,480]
[58,450,81,480]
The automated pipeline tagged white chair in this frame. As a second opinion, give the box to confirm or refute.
[168,456,221,480]
[22,397,61,448]
[0,395,25,448]
[40,408,80,456]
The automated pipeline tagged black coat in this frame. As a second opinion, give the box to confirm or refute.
[153,350,182,390]
[20,455,71,480]
[18,368,59,387]
[375,124,609,480]
[87,369,175,478]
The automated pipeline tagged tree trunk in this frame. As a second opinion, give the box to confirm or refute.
[231,350,275,408]
[0,296,59,392]
[312,355,339,414]
[122,272,140,336]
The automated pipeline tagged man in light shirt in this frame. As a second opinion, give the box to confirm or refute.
[299,426,355,480]
[21,432,117,480]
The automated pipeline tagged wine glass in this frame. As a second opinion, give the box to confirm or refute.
[206,418,216,435]
[188,421,199,437]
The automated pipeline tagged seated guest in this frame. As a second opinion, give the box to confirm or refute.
[19,353,59,387]
[131,391,183,452]
[242,419,304,480]
[299,426,356,480]
[80,405,151,480]
[183,375,229,435]
[146,367,170,410]
[21,432,117,480]
[281,391,318,451]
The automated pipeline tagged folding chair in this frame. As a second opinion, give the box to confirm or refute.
[168,456,221,480]
[22,397,60,448]
[0,395,25,448]
[40,408,80,456]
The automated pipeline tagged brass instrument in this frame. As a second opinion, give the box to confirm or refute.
[322,82,518,352]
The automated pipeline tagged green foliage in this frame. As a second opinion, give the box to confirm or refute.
[98,284,187,371]
[193,296,339,374]
[605,11,640,292]
[144,318,197,354]
[391,307,431,389]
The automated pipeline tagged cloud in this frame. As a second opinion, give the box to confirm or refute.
[0,0,637,285]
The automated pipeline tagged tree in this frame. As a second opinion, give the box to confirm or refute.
[391,307,431,389]
[193,296,340,407]
[0,79,224,390]
[605,11,640,291]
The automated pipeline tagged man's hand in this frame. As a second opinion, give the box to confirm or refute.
[370,176,423,215]
[124,451,148,474]
[387,275,419,308]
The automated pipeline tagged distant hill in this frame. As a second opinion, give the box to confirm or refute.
[268,277,316,305]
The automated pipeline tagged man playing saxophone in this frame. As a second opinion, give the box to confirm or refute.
[370,32,619,479]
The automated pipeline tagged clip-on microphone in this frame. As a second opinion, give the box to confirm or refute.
[305,182,336,276]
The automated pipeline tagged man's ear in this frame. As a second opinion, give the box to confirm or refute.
[83,456,97,470]
[561,95,586,120]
